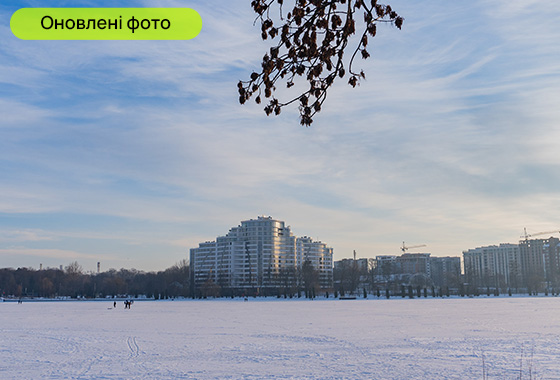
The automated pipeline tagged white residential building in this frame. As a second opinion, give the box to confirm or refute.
[463,244,520,288]
[297,236,334,288]
[190,216,333,293]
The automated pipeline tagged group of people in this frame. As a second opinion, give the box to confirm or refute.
[112,300,134,309]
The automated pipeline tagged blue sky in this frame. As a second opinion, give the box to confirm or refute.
[1,0,560,272]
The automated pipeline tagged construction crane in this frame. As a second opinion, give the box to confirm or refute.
[520,228,560,242]
[401,241,427,253]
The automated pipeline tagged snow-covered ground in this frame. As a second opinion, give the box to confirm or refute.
[1,297,560,379]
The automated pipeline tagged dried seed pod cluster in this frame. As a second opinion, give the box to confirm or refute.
[239,0,403,126]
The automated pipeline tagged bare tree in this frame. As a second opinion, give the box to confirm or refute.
[301,260,320,297]
[239,0,403,126]
[65,261,83,275]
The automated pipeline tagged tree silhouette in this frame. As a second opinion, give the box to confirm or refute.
[238,0,403,126]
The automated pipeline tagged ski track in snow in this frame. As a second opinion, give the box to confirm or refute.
[2,297,560,379]
[127,336,141,358]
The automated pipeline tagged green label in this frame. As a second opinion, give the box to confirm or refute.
[10,8,202,40]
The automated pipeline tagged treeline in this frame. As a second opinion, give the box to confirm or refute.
[0,260,191,299]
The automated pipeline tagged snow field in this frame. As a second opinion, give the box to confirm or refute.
[1,297,560,379]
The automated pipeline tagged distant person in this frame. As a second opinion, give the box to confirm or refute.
[113,301,117,308]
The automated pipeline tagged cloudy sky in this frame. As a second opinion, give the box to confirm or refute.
[1,0,560,272]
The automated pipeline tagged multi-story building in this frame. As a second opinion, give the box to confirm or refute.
[397,253,431,276]
[297,236,334,289]
[544,238,560,288]
[519,237,560,290]
[373,256,398,282]
[190,216,333,294]
[368,254,460,289]
[463,244,520,289]
[429,256,461,288]
[463,238,560,291]
[333,258,368,273]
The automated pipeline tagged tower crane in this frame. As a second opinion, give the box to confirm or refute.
[520,228,560,242]
[401,241,427,253]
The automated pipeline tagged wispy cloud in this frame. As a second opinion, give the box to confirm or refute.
[1,0,560,270]
[0,247,107,262]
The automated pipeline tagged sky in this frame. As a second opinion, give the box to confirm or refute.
[1,0,560,272]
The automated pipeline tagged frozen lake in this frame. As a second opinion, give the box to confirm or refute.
[2,297,560,379]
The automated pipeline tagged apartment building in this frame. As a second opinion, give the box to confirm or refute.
[190,216,333,293]
[463,237,560,290]
[463,244,520,289]
[519,237,560,289]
